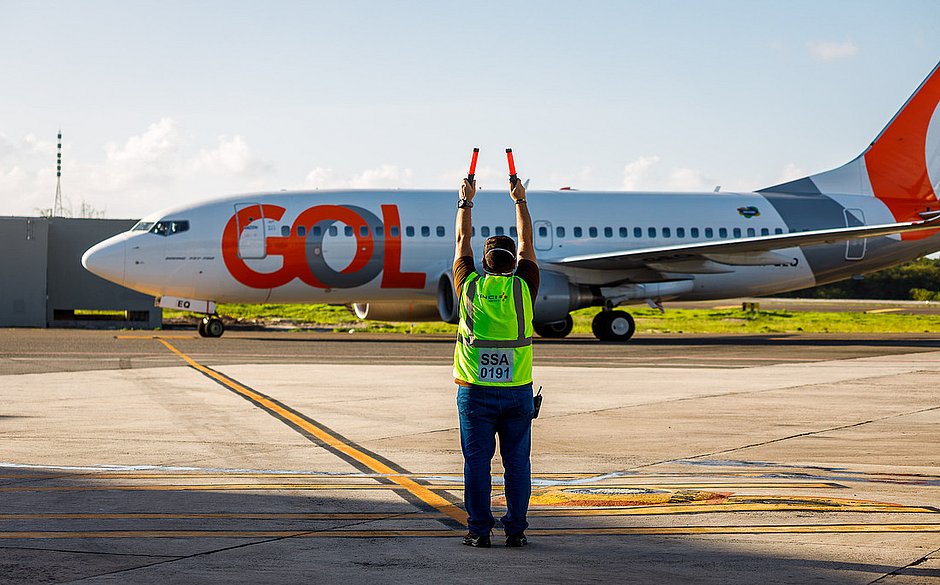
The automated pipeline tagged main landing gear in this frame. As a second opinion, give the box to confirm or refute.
[197,315,225,338]
[591,310,636,342]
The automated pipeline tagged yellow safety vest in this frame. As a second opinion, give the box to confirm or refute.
[453,271,534,386]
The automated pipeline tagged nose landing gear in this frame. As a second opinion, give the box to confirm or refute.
[591,310,635,342]
[198,316,225,338]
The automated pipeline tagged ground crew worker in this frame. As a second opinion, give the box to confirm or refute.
[453,176,539,548]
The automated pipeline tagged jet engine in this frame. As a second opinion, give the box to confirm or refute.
[352,274,461,323]
[532,270,598,323]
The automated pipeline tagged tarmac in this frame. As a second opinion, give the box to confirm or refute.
[1,329,938,584]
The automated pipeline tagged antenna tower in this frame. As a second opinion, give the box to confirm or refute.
[53,130,64,217]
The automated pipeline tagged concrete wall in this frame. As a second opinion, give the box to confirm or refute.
[0,217,161,328]
[0,218,49,327]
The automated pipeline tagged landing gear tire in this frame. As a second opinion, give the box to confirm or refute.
[592,310,635,342]
[197,319,208,337]
[534,314,574,338]
[201,316,225,338]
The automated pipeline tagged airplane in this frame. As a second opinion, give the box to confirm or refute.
[83,60,940,341]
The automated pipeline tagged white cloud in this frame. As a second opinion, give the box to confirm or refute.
[807,40,858,61]
[666,167,715,191]
[622,155,660,190]
[620,155,718,192]
[304,164,414,189]
[779,163,806,182]
[0,118,277,217]
[193,135,271,176]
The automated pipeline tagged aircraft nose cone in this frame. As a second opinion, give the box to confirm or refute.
[82,236,126,285]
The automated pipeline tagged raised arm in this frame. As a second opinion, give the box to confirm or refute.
[511,181,536,262]
[455,178,475,261]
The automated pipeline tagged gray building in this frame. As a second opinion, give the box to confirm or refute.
[0,217,161,328]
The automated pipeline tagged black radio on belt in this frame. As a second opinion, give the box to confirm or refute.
[532,386,543,419]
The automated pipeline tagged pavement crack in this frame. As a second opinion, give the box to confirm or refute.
[58,517,403,584]
[627,403,940,471]
[867,545,940,584]
[0,544,177,558]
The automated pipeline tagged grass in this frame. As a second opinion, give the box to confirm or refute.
[163,304,940,335]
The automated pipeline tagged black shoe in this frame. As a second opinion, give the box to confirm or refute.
[462,532,491,548]
[505,533,528,547]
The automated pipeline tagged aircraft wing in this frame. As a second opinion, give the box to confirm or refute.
[549,215,940,270]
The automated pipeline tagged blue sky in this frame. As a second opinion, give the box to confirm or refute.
[2,0,939,218]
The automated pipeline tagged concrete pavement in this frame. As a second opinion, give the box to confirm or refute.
[0,330,938,583]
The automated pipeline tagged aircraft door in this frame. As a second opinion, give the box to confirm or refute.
[844,208,866,261]
[534,220,553,251]
[234,203,266,259]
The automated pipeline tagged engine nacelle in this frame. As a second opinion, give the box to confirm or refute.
[353,274,460,323]
[533,270,597,323]
[351,301,442,322]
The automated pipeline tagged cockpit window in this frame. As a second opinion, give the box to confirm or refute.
[131,221,154,232]
[149,220,190,237]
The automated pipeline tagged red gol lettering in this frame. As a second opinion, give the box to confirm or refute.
[221,203,426,290]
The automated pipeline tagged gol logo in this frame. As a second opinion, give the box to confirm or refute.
[222,203,426,290]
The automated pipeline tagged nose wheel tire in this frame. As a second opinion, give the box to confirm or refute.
[534,314,574,338]
[591,310,636,342]
[200,316,225,338]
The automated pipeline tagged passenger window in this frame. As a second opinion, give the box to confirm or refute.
[329,226,338,236]
[589,227,598,238]
[662,227,671,238]
[676,227,685,238]
[360,226,369,237]
[556,226,566,238]
[538,226,548,237]
[437,226,445,237]
[718,228,727,238]
[747,228,756,237]
[775,227,784,235]
[604,227,613,238]
[705,227,714,238]
[375,226,384,236]
[299,226,308,237]
[510,227,517,237]
[406,226,415,237]
[634,227,642,238]
[421,226,430,237]
[573,226,583,237]
[471,227,476,237]
[733,228,742,238]
[495,226,505,236]
[619,227,628,237]
[761,228,769,236]
[345,226,353,237]
[690,227,699,238]
[648,227,656,238]
[281,225,290,237]
[481,226,490,237]
[390,226,399,237]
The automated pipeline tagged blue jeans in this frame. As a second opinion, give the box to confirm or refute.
[456,383,533,536]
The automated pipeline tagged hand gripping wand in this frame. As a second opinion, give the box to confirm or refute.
[467,147,479,184]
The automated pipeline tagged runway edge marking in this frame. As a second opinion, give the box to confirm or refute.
[155,337,468,527]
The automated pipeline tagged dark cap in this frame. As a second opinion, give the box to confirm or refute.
[482,235,517,275]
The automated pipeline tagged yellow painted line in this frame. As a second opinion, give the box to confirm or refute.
[116,335,195,340]
[1,525,938,539]
[156,338,467,526]
[528,503,937,516]
[864,308,904,314]
[0,513,438,521]
[0,482,844,493]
